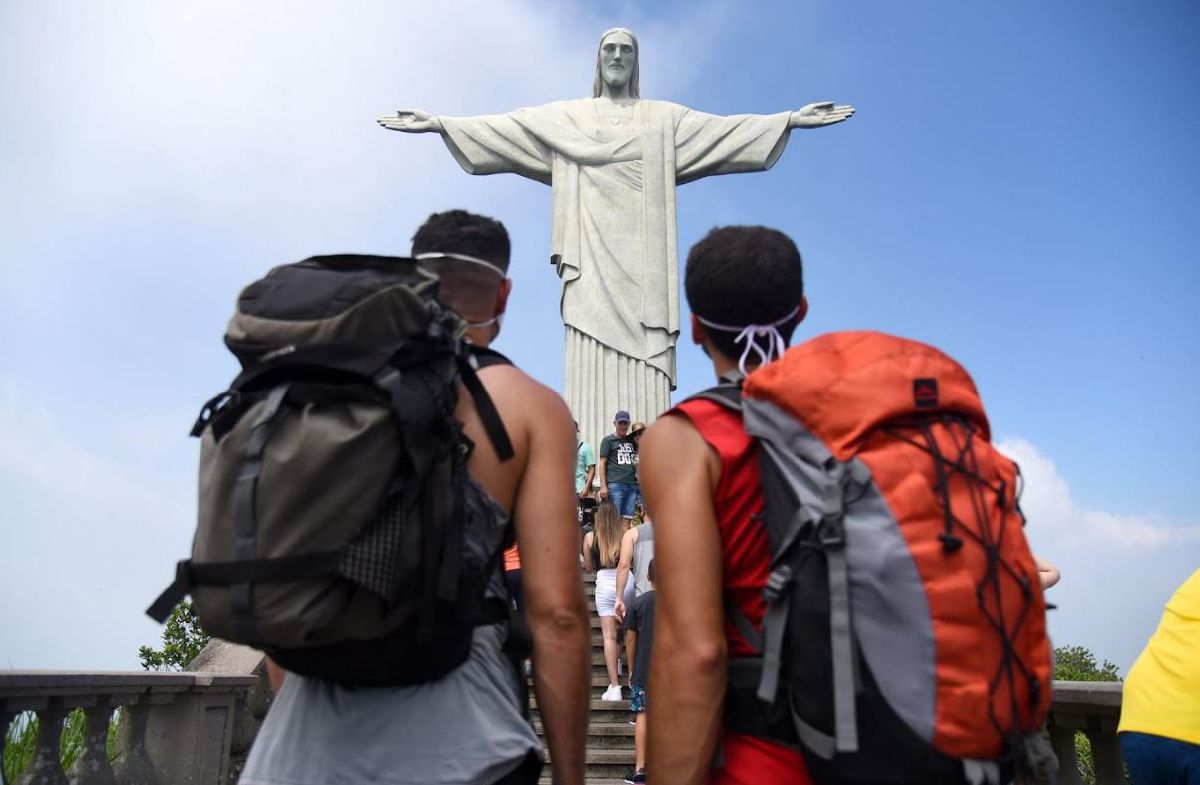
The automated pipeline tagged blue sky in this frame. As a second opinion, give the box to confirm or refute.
[1,1,1196,674]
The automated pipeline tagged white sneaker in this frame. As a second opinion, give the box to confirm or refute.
[601,684,623,701]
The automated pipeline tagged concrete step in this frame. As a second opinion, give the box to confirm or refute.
[528,650,622,667]
[543,748,636,780]
[530,697,632,716]
[533,721,634,749]
[528,673,626,689]
[530,569,637,785]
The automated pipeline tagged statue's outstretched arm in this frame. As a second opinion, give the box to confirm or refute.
[377,109,443,133]
[789,102,855,129]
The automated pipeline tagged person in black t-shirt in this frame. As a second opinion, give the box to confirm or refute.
[598,410,639,523]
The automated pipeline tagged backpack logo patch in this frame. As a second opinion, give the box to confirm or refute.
[913,378,939,408]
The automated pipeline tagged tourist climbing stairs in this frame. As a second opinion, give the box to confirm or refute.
[533,570,635,785]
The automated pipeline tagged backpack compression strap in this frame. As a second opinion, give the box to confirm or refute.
[689,378,865,758]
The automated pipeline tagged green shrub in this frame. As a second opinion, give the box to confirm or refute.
[2,708,119,782]
[1053,644,1122,785]
[138,600,209,671]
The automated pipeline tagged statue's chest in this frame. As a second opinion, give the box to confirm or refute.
[591,117,637,143]
[590,101,638,142]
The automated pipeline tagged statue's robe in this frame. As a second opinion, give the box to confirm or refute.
[439,99,791,446]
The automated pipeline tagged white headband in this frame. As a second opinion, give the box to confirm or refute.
[695,305,800,375]
[414,251,507,278]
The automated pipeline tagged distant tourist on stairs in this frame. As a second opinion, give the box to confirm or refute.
[599,410,640,524]
[583,500,628,701]
[576,419,597,499]
[622,559,657,785]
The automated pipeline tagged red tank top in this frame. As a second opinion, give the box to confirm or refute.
[671,397,811,785]
[672,398,770,657]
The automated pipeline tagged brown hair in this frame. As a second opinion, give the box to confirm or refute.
[593,501,624,568]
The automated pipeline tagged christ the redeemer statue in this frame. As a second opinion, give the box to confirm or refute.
[379,27,853,448]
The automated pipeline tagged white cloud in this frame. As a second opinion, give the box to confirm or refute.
[998,437,1200,550]
[0,0,734,671]
[995,437,1200,672]
[0,0,726,229]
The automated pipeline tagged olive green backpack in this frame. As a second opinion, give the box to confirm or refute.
[147,254,519,684]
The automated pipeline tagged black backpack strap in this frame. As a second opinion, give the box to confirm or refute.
[468,346,512,370]
[229,383,294,645]
[146,550,345,622]
[458,347,515,462]
[682,382,744,414]
[724,595,764,653]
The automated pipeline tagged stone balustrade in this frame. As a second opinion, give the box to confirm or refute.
[1,670,260,785]
[1047,680,1125,785]
[5,653,1126,785]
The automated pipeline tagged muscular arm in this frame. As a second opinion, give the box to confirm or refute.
[642,416,727,785]
[513,388,590,785]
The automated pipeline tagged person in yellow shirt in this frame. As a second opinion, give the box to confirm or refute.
[1118,568,1200,783]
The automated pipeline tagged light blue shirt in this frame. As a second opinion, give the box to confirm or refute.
[575,441,596,494]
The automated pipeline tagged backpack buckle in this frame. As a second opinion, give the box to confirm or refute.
[191,391,238,437]
[819,514,846,548]
[763,565,793,603]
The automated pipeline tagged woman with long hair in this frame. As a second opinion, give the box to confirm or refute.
[583,500,628,700]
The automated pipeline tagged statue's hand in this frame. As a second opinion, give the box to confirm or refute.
[376,109,442,133]
[791,102,856,129]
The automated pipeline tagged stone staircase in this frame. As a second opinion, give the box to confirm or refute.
[533,571,635,784]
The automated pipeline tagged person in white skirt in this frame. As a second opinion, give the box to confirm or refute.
[583,501,633,700]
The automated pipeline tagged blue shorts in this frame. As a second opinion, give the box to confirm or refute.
[607,482,640,518]
[1120,731,1200,784]
[630,683,647,713]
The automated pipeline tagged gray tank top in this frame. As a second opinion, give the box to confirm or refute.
[632,523,655,597]
[238,571,540,785]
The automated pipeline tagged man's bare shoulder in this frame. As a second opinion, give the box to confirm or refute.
[642,412,719,484]
[478,363,569,418]
[477,363,574,451]
[462,362,572,508]
[642,412,704,456]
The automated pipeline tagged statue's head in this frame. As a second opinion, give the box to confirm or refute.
[593,27,639,99]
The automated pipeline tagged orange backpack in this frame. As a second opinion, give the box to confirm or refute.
[700,331,1054,784]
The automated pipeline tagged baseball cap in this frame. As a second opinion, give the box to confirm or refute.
[614,410,631,422]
